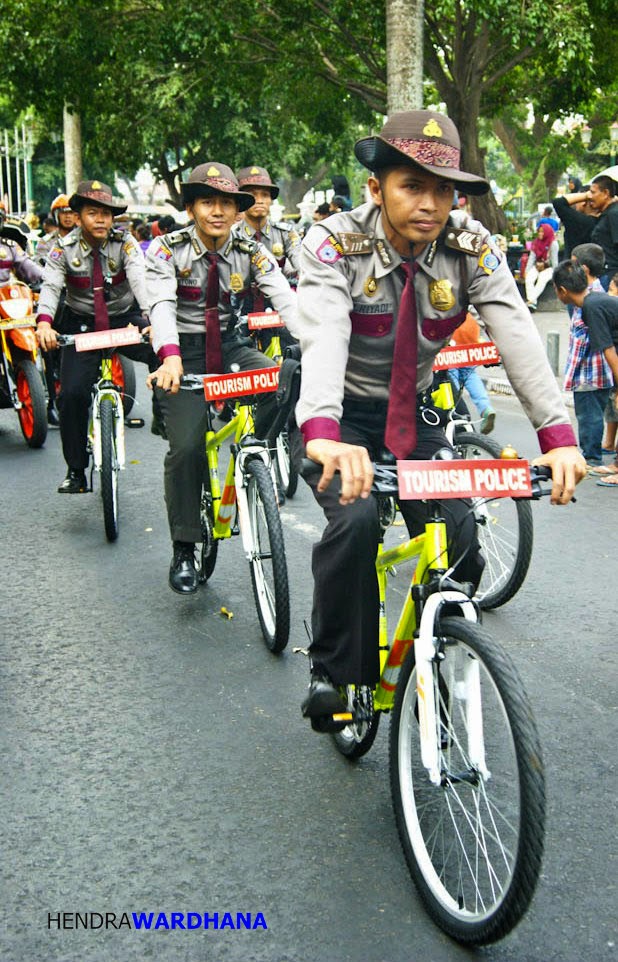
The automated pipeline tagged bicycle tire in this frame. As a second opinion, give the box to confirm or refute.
[111,354,136,417]
[245,457,290,653]
[16,359,48,448]
[100,397,120,542]
[454,430,534,608]
[199,476,219,582]
[332,685,381,759]
[275,429,299,498]
[389,616,545,945]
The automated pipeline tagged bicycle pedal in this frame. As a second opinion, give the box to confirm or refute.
[126,417,145,428]
[310,712,353,734]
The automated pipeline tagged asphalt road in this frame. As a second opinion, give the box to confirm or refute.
[1,386,616,962]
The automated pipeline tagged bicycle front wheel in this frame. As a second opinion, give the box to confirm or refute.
[16,359,48,448]
[100,397,120,542]
[389,616,545,945]
[245,457,290,653]
[275,429,298,498]
[454,431,533,608]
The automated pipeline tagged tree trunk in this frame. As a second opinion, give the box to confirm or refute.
[448,99,507,234]
[386,0,424,112]
[63,105,82,193]
[277,164,330,217]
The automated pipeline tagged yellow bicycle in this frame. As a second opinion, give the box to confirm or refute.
[182,364,292,652]
[302,449,551,945]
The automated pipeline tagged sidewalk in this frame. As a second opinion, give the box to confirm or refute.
[482,306,574,407]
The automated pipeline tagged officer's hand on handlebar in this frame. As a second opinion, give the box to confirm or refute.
[36,321,58,351]
[147,355,183,394]
[533,445,586,505]
[306,438,374,505]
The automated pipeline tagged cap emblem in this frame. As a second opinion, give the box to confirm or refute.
[207,166,220,176]
[91,181,102,190]
[423,119,443,137]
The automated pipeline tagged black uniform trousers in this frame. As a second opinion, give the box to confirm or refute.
[156,332,278,544]
[58,306,158,470]
[297,398,485,687]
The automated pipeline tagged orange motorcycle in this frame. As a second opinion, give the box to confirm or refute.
[0,281,47,447]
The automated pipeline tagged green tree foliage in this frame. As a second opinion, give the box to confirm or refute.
[0,0,614,227]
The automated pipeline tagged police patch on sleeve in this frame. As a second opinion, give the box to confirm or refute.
[155,242,173,262]
[122,240,137,258]
[252,250,275,275]
[316,235,343,264]
[478,244,501,275]
[49,246,64,261]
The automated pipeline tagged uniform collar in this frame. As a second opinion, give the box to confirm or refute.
[240,220,271,239]
[76,228,111,257]
[190,224,233,260]
[367,205,446,280]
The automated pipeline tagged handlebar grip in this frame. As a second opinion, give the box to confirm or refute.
[300,457,322,480]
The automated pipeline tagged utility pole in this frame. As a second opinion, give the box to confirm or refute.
[63,104,83,193]
[386,0,424,114]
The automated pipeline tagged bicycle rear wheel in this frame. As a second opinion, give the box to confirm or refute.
[454,431,533,608]
[111,354,136,417]
[332,685,380,759]
[390,616,545,945]
[100,397,120,542]
[244,457,290,653]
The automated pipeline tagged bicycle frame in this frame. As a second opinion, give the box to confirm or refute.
[372,488,481,786]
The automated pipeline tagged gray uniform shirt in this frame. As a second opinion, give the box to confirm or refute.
[37,227,147,322]
[296,203,575,453]
[146,225,297,358]
[0,238,43,287]
[232,219,301,283]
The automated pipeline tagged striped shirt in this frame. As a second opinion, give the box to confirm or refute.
[564,279,613,391]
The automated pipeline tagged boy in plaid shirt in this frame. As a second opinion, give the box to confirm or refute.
[563,244,613,466]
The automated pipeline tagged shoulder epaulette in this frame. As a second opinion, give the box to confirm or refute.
[443,225,484,256]
[109,227,126,242]
[166,228,192,246]
[336,231,373,256]
[233,236,260,255]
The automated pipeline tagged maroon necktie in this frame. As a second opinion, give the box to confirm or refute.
[204,252,223,374]
[92,248,109,331]
[385,261,419,460]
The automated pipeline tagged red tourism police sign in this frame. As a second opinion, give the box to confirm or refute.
[433,341,501,370]
[203,367,280,401]
[247,311,284,330]
[397,459,532,500]
[74,327,142,352]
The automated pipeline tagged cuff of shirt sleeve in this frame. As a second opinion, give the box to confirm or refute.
[36,314,53,326]
[158,344,182,360]
[300,417,341,445]
[537,424,577,453]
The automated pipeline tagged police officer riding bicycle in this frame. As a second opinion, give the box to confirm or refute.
[145,162,297,594]
[36,180,158,493]
[294,109,586,728]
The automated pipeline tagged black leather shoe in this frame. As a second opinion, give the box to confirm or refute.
[57,470,88,494]
[301,668,348,719]
[169,542,198,594]
[47,405,60,427]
